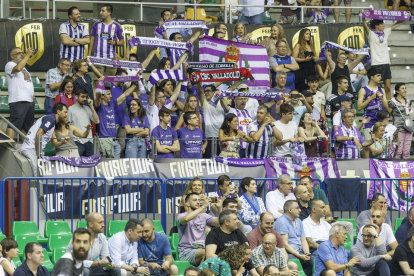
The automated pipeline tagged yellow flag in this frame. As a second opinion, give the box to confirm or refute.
[15,23,44,65]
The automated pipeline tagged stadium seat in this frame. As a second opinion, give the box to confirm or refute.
[12,257,22,268]
[77,220,88,229]
[174,261,192,275]
[12,221,48,245]
[0,95,10,113]
[107,220,128,238]
[337,218,357,241]
[343,232,353,250]
[44,221,71,238]
[52,248,67,264]
[154,220,166,234]
[394,217,404,235]
[171,233,179,260]
[43,140,56,156]
[47,233,73,252]
[0,75,8,91]
[15,235,38,258]
[31,76,45,92]
[262,11,276,25]
[289,259,307,276]
[187,8,214,22]
[34,97,45,114]
[0,234,6,242]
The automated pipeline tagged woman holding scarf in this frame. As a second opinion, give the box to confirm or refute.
[53,77,77,108]
[238,177,266,233]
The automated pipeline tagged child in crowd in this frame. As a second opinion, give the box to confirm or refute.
[306,0,335,23]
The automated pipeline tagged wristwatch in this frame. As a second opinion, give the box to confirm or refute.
[133,267,138,273]
[73,38,76,42]
[345,263,349,268]
[374,234,379,238]
[283,64,286,68]
[352,137,355,142]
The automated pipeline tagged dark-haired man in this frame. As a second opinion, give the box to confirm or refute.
[59,6,90,62]
[150,107,180,159]
[395,206,414,244]
[177,111,207,158]
[211,175,242,216]
[356,193,392,233]
[304,75,326,119]
[14,242,49,276]
[326,75,355,119]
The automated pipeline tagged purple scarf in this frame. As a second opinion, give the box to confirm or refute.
[60,92,76,105]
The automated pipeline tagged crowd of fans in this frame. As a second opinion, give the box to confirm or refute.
[1,175,414,276]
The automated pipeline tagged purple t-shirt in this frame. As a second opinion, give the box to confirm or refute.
[90,21,124,58]
[150,125,178,159]
[363,86,384,129]
[96,99,118,138]
[126,93,149,108]
[306,8,330,22]
[177,212,214,251]
[334,124,365,159]
[111,83,124,125]
[122,115,150,141]
[177,127,206,159]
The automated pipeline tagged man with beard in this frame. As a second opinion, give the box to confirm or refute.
[68,88,100,157]
[52,228,92,276]
[138,218,178,275]
[66,212,121,276]
[21,103,68,177]
[14,242,49,276]
[177,193,219,266]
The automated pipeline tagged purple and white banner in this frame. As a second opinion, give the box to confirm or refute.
[162,20,208,30]
[369,159,414,211]
[318,41,370,62]
[129,36,193,53]
[147,69,188,92]
[199,36,270,93]
[42,154,102,167]
[88,56,143,69]
[188,61,235,70]
[362,9,413,21]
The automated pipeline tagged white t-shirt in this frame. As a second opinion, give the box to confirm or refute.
[5,61,34,103]
[303,216,332,243]
[345,60,365,82]
[369,27,391,66]
[333,110,357,128]
[272,120,297,157]
[202,98,225,138]
[245,98,259,121]
[356,223,396,246]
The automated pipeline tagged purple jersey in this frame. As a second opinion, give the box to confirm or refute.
[306,8,330,23]
[90,21,124,58]
[177,127,206,159]
[122,115,150,140]
[334,124,365,159]
[96,99,118,138]
[59,22,89,62]
[111,83,125,125]
[363,86,384,129]
[150,125,178,159]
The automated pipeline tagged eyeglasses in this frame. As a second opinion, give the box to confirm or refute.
[346,115,355,118]
[62,63,71,67]
[263,242,276,247]
[362,234,373,239]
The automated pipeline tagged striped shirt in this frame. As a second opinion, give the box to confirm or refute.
[45,67,67,98]
[247,121,273,159]
[59,22,89,62]
[251,245,287,271]
[228,107,253,149]
[334,124,365,159]
[90,21,124,59]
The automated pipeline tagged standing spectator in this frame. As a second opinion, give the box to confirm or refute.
[332,0,352,22]
[59,6,90,63]
[306,0,333,23]
[159,79,184,129]
[231,23,255,44]
[316,51,332,97]
[5,47,35,141]
[123,98,150,158]
[260,24,291,56]
[304,75,326,120]
[362,15,404,99]
[110,69,128,156]
[346,52,368,93]
[388,83,413,159]
[395,206,414,244]
[219,113,252,158]
[150,108,180,159]
[314,225,360,276]
[21,103,68,177]
[292,29,318,92]
[214,23,228,37]
[157,10,194,42]
[263,73,291,121]
[266,175,296,220]
[14,242,49,276]
[390,227,414,275]
[298,112,327,157]
[177,112,207,158]
[53,77,77,108]
[274,0,299,23]
[68,89,100,157]
[326,75,355,119]
[88,4,124,77]
[175,95,202,129]
[280,90,313,127]
[73,58,104,100]
[269,40,299,90]
[248,105,283,159]
[356,193,392,234]
[237,0,264,25]
[45,58,72,114]
[237,84,259,121]
[219,0,239,25]
[0,238,18,276]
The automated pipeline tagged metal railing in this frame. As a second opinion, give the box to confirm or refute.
[1,0,50,19]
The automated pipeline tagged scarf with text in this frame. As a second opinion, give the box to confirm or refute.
[88,56,143,70]
[318,41,371,64]
[190,68,253,84]
[361,9,413,21]
[147,69,188,92]
[129,36,193,54]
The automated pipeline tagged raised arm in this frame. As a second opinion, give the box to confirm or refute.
[347,54,365,72]
[141,48,157,70]
[169,81,182,104]
[171,52,188,70]
[12,48,33,74]
[326,52,336,75]
[117,83,137,106]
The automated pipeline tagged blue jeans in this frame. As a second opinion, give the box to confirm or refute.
[366,259,391,276]
[44,98,54,115]
[75,141,94,157]
[113,140,121,158]
[351,75,369,93]
[239,13,263,25]
[125,139,147,158]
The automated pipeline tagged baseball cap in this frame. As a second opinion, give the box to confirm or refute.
[238,84,249,90]
[338,94,352,104]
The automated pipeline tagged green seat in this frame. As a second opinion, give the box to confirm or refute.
[0,75,8,91]
[43,141,56,156]
[53,248,67,264]
[47,233,72,252]
[15,235,38,258]
[289,259,307,276]
[174,261,192,275]
[44,221,71,238]
[12,257,22,268]
[12,221,48,245]
[337,218,357,241]
[343,232,353,250]
[0,95,10,113]
[34,97,45,114]
[394,218,404,235]
[171,233,179,260]
[107,220,128,238]
[0,234,6,242]
[22,248,54,272]
[154,220,165,234]
[31,76,45,92]
[77,221,88,229]
[262,11,276,25]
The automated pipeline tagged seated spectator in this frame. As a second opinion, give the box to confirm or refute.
[150,107,180,159]
[273,103,305,157]
[178,177,206,213]
[395,206,414,244]
[294,185,312,221]
[266,174,296,220]
[0,238,18,276]
[213,23,228,37]
[138,218,178,275]
[205,209,259,276]
[278,90,313,127]
[390,227,414,275]
[333,108,374,159]
[53,76,77,108]
[356,210,398,256]
[373,110,396,141]
[219,113,252,158]
[320,269,336,276]
[346,52,368,93]
[199,244,250,276]
[316,51,333,97]
[248,105,283,159]
[211,175,242,216]
[45,58,72,114]
[177,111,207,158]
[356,193,392,233]
[326,75,355,119]
[303,200,332,254]
[269,40,299,90]
[175,95,202,130]
[231,23,255,44]
[298,112,327,157]
[238,177,267,233]
[123,98,150,159]
[314,225,360,276]
[184,266,200,276]
[251,233,293,275]
[260,24,291,56]
[178,193,219,266]
[368,122,398,159]
[247,212,285,251]
[306,0,333,23]
[68,89,99,157]
[274,200,313,276]
[332,95,357,130]
[52,228,92,276]
[223,198,245,232]
[51,115,91,158]
[263,72,291,121]
[14,242,49,276]
[108,219,149,276]
[350,224,391,276]
[262,265,281,276]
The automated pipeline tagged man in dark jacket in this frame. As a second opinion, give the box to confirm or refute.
[14,242,49,276]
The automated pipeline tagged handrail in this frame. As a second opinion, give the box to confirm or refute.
[22,0,50,19]
[0,114,27,141]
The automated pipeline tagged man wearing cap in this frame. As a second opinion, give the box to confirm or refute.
[94,82,137,158]
[269,40,299,90]
[263,72,291,121]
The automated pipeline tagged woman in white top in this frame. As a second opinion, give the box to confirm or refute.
[0,238,18,276]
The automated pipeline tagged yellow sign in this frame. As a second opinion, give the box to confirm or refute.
[208,27,229,40]
[251,27,271,45]
[337,26,365,50]
[116,24,137,60]
[292,26,321,57]
[80,23,89,59]
[15,23,44,66]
